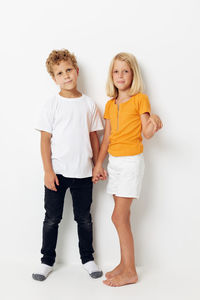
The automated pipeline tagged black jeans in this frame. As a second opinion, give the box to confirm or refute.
[41,175,94,266]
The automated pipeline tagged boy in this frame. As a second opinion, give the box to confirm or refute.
[33,49,103,281]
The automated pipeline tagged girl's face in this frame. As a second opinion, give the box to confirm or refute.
[112,59,133,92]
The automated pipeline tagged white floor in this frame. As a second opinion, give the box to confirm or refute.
[1,263,199,300]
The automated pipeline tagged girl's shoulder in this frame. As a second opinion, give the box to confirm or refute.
[107,97,116,103]
[132,92,150,106]
[133,92,149,100]
[105,98,115,107]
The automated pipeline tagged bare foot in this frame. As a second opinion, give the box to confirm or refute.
[103,271,138,287]
[105,264,124,279]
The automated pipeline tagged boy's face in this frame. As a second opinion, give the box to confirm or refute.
[112,59,133,92]
[52,60,79,91]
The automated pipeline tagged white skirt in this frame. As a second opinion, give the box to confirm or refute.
[106,153,145,199]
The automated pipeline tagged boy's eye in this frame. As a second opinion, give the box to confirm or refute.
[58,72,62,75]
[66,68,72,72]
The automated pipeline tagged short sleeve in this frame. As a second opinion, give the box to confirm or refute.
[35,99,54,134]
[104,101,111,119]
[138,94,151,115]
[90,103,104,132]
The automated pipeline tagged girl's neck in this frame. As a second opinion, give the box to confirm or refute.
[116,89,131,103]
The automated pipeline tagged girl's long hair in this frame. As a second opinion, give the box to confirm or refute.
[106,52,144,98]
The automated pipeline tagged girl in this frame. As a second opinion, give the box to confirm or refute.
[92,53,162,287]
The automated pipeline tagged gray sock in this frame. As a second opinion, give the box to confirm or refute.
[83,261,103,279]
[32,264,53,281]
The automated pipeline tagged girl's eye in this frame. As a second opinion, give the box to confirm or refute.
[124,70,129,73]
[113,70,118,73]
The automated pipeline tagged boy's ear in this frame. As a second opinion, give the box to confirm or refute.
[77,68,79,75]
[52,75,57,83]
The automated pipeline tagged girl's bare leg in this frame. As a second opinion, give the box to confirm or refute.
[104,195,138,286]
[105,196,124,279]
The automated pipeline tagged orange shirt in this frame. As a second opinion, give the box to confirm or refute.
[104,93,151,156]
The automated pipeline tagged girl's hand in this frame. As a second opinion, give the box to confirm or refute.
[147,114,163,133]
[44,171,59,191]
[92,164,107,184]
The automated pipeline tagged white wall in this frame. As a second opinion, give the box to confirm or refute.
[0,0,199,270]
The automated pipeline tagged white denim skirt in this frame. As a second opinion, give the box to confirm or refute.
[106,153,145,199]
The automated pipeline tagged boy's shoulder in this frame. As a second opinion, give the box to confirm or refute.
[82,94,97,111]
[42,94,58,108]
[82,94,94,104]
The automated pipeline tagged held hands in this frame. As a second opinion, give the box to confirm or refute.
[92,164,107,184]
[147,114,163,134]
[44,171,59,191]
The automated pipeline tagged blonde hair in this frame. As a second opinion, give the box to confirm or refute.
[46,49,78,77]
[106,52,144,98]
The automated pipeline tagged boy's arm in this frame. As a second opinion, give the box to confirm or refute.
[41,131,59,191]
[141,113,163,139]
[90,131,100,165]
[92,119,111,183]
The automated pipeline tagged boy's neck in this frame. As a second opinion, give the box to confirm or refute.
[59,88,82,98]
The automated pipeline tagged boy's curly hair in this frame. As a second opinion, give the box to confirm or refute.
[46,49,78,77]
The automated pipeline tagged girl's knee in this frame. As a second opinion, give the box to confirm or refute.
[111,210,130,226]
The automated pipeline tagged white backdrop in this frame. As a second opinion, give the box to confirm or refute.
[0,0,199,272]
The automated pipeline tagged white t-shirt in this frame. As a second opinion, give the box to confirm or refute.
[35,93,104,178]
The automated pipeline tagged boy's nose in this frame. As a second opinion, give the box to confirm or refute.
[64,73,70,78]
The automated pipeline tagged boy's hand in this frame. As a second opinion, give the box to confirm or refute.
[44,171,59,191]
[92,164,107,184]
[147,114,163,133]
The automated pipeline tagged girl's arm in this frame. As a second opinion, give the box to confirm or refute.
[92,119,111,183]
[41,131,59,191]
[89,131,100,165]
[140,113,163,139]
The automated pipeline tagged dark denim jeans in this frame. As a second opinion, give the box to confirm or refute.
[41,174,94,266]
